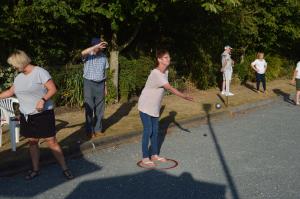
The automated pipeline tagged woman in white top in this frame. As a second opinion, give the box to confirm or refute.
[138,49,193,167]
[251,52,268,93]
[291,61,300,105]
[0,50,73,180]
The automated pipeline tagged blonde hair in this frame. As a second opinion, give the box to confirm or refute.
[257,52,264,59]
[7,50,31,69]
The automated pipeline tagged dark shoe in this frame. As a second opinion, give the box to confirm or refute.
[25,170,40,180]
[86,133,93,139]
[63,169,74,180]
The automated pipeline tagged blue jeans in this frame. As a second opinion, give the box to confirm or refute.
[139,111,159,158]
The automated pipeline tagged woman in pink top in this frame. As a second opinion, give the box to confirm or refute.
[138,49,193,167]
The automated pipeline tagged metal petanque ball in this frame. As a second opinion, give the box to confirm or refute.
[215,103,222,109]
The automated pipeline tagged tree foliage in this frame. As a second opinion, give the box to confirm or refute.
[0,0,299,102]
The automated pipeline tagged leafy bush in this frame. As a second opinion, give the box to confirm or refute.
[168,66,187,92]
[0,66,16,92]
[119,55,189,101]
[51,65,116,107]
[105,70,117,104]
[119,56,154,101]
[188,48,217,89]
[234,53,256,83]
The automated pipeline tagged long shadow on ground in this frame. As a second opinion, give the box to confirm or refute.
[273,88,295,105]
[65,171,226,199]
[102,100,137,132]
[158,111,191,154]
[203,104,240,199]
[0,155,102,198]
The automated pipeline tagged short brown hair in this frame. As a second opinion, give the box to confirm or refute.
[155,49,169,66]
[7,50,31,69]
[257,52,264,59]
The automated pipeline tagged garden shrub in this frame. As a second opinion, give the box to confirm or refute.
[0,66,16,92]
[119,56,154,101]
[189,48,217,89]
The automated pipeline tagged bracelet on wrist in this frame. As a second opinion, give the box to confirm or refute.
[41,97,47,102]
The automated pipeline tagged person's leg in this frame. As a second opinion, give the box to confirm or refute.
[45,136,68,170]
[150,117,167,162]
[296,90,300,105]
[256,73,260,91]
[45,136,74,179]
[262,74,266,92]
[84,79,95,135]
[222,73,226,94]
[93,81,105,133]
[225,70,233,95]
[140,112,153,159]
[28,138,40,171]
[150,116,159,156]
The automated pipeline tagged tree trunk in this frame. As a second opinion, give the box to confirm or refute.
[110,32,119,101]
[240,46,248,64]
[109,50,119,100]
[109,24,142,102]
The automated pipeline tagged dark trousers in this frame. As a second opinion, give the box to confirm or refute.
[256,73,266,91]
[84,78,105,134]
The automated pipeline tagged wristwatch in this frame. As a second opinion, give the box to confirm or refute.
[41,97,47,102]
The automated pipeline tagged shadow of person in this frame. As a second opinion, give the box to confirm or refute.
[273,88,295,105]
[157,111,191,155]
[0,155,102,198]
[203,103,240,199]
[63,171,226,199]
[0,121,102,197]
[102,100,137,132]
[216,94,226,106]
[244,81,257,93]
[0,118,87,177]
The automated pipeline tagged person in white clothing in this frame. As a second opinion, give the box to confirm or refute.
[221,45,234,96]
[251,52,268,93]
[138,49,193,167]
[291,61,300,105]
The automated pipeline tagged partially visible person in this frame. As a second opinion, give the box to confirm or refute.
[251,52,268,93]
[81,38,109,139]
[138,49,193,167]
[0,50,73,180]
[291,61,300,105]
[221,45,234,96]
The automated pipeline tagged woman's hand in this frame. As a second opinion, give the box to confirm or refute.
[36,99,45,112]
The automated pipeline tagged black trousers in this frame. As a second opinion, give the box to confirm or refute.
[256,73,266,91]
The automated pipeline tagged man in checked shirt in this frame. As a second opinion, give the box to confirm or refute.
[81,38,109,139]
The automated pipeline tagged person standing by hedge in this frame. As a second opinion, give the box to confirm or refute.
[251,52,268,93]
[138,49,193,167]
[81,38,109,139]
[291,61,300,105]
[221,45,234,96]
[0,50,73,180]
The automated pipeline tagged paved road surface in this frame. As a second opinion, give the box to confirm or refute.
[0,100,299,199]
